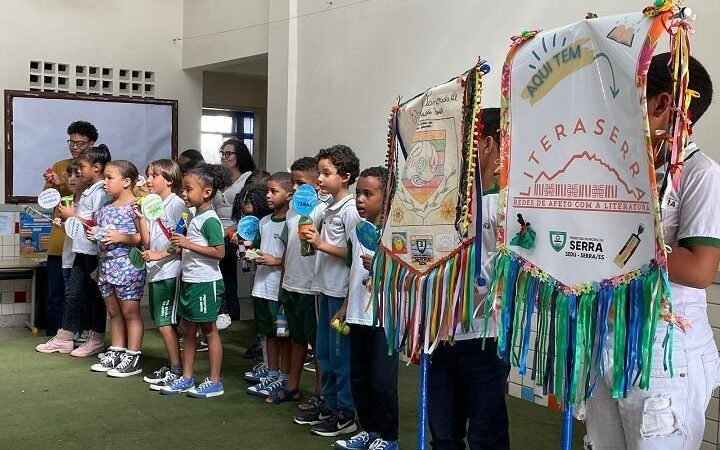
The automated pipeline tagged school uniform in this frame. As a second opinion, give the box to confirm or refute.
[427,187,510,450]
[585,144,720,450]
[251,214,287,336]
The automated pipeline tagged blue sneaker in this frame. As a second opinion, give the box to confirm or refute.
[243,363,268,383]
[335,431,380,449]
[246,375,276,397]
[260,378,286,397]
[160,376,194,395]
[369,439,398,450]
[187,377,224,398]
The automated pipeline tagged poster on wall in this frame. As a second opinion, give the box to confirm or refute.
[18,212,52,256]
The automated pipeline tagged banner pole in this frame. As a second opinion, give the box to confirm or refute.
[418,351,429,450]
[561,406,573,450]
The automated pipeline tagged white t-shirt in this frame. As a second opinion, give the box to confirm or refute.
[71,180,108,255]
[658,144,720,350]
[281,203,327,295]
[212,171,251,228]
[455,189,499,341]
[147,193,190,282]
[181,208,225,283]
[312,194,361,298]
[345,221,375,326]
[251,214,287,301]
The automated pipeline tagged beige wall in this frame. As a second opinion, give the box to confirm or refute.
[0,0,203,203]
[203,71,268,167]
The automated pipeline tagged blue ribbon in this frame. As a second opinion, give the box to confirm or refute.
[518,277,538,375]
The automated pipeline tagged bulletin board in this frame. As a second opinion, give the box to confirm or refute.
[4,90,178,203]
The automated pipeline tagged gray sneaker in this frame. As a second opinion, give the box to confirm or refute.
[90,348,124,372]
[107,352,142,378]
[149,371,181,391]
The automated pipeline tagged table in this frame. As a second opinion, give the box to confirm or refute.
[0,258,40,333]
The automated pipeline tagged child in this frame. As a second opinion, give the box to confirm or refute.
[297,145,360,437]
[60,162,85,281]
[266,158,326,404]
[88,160,146,377]
[36,145,111,357]
[426,108,510,449]
[245,172,292,399]
[136,159,190,389]
[585,54,720,450]
[334,166,399,450]
[161,164,229,398]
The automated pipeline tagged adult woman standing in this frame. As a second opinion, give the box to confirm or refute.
[213,138,256,326]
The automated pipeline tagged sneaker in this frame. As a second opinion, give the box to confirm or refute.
[369,439,399,450]
[243,363,269,383]
[311,411,358,437]
[297,393,324,412]
[144,365,171,384]
[70,331,105,357]
[187,377,224,398]
[216,313,232,330]
[160,376,195,395]
[261,378,287,398]
[243,342,263,360]
[246,375,277,397]
[303,361,316,373]
[150,371,181,391]
[74,330,90,345]
[197,340,209,352]
[335,432,380,450]
[293,406,334,426]
[107,352,142,378]
[90,348,124,372]
[35,329,74,353]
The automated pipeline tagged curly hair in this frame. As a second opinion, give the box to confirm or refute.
[232,181,272,221]
[221,138,257,173]
[187,164,231,199]
[358,166,388,190]
[268,171,293,193]
[66,121,98,142]
[290,156,319,176]
[316,144,360,186]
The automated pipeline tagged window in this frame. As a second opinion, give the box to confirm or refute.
[200,109,255,163]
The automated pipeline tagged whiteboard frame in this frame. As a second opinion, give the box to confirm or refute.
[4,90,178,203]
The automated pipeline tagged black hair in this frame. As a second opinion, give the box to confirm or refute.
[178,148,205,173]
[316,144,360,186]
[187,164,231,199]
[481,107,501,143]
[76,144,111,169]
[221,138,257,173]
[647,52,713,125]
[232,181,272,221]
[359,166,388,190]
[268,171,293,193]
[290,156,319,176]
[106,160,139,187]
[66,121,98,142]
[246,169,271,186]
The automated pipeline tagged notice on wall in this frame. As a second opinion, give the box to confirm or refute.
[19,212,51,255]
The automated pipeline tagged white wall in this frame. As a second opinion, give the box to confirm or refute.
[292,0,720,168]
[0,0,203,203]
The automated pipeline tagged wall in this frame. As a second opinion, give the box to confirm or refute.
[0,0,203,203]
[203,71,268,166]
[292,0,720,167]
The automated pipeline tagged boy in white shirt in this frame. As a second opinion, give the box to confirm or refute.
[297,145,360,437]
[245,172,293,400]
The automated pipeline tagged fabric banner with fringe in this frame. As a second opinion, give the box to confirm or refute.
[491,8,689,410]
[373,61,488,361]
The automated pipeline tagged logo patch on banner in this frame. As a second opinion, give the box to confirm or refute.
[410,235,433,266]
[391,232,408,254]
[549,231,567,252]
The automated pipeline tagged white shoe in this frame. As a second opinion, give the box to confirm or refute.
[216,313,232,330]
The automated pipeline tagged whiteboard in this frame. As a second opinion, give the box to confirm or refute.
[4,90,177,202]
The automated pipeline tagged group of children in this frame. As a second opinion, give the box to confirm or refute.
[30,51,720,450]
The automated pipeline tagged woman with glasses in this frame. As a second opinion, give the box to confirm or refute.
[212,138,257,327]
[42,121,98,339]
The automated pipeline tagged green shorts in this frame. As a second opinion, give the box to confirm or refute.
[178,280,224,323]
[253,296,281,336]
[149,278,179,327]
[280,289,317,344]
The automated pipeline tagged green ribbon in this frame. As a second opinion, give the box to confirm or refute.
[612,284,627,398]
[554,292,568,404]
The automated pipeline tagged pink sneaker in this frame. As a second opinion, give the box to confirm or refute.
[70,331,105,357]
[36,329,74,353]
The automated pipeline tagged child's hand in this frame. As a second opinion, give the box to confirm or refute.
[331,305,347,325]
[361,254,373,271]
[256,253,281,266]
[52,218,63,228]
[170,232,190,249]
[85,228,96,242]
[228,231,239,245]
[101,229,124,246]
[44,170,60,186]
[58,203,75,220]
[132,201,144,219]
[141,249,165,262]
[302,225,322,248]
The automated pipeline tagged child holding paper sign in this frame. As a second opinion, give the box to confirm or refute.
[135,159,190,389]
[37,145,111,357]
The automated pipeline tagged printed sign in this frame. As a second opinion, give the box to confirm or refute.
[356,220,378,252]
[129,247,145,270]
[293,184,318,216]
[64,216,85,239]
[37,188,61,209]
[237,216,260,241]
[19,212,52,255]
[141,194,164,221]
